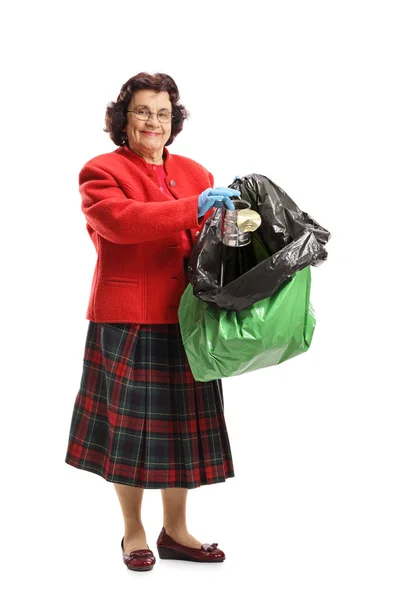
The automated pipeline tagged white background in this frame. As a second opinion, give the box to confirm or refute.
[1,0,399,598]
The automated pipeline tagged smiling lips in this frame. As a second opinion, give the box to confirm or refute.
[142,131,160,136]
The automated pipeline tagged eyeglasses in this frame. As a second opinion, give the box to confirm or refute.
[127,108,173,123]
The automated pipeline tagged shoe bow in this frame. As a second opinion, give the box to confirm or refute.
[201,542,219,553]
[128,549,153,558]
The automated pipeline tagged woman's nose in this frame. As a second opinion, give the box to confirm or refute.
[146,113,159,124]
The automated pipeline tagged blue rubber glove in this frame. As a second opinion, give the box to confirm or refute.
[198,187,240,217]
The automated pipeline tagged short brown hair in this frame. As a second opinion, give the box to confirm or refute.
[104,72,189,147]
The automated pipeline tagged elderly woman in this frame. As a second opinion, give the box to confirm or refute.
[65,72,240,572]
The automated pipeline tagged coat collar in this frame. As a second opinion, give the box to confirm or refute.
[115,145,171,175]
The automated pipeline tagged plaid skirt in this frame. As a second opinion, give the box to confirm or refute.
[65,320,235,489]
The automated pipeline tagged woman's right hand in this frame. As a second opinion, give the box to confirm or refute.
[198,187,240,217]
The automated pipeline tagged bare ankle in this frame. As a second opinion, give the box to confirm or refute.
[164,524,188,536]
[124,521,145,536]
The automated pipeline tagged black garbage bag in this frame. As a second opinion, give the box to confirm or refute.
[187,173,331,312]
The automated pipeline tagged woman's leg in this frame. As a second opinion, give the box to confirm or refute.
[114,483,148,553]
[161,488,202,549]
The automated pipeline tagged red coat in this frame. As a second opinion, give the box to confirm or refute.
[79,145,215,323]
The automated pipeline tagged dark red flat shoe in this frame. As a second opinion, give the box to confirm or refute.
[156,527,225,562]
[121,537,156,571]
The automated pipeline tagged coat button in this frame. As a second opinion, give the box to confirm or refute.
[195,231,200,236]
[170,180,176,187]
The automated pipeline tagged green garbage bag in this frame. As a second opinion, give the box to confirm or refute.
[178,265,316,382]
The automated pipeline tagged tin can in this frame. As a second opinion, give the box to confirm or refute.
[222,198,252,247]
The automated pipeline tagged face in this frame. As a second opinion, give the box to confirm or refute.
[123,89,172,161]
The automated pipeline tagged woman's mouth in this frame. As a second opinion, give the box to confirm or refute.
[141,132,160,137]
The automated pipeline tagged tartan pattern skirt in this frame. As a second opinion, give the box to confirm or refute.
[65,320,235,489]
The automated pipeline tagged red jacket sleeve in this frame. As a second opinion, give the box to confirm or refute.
[196,171,215,226]
[79,163,204,245]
